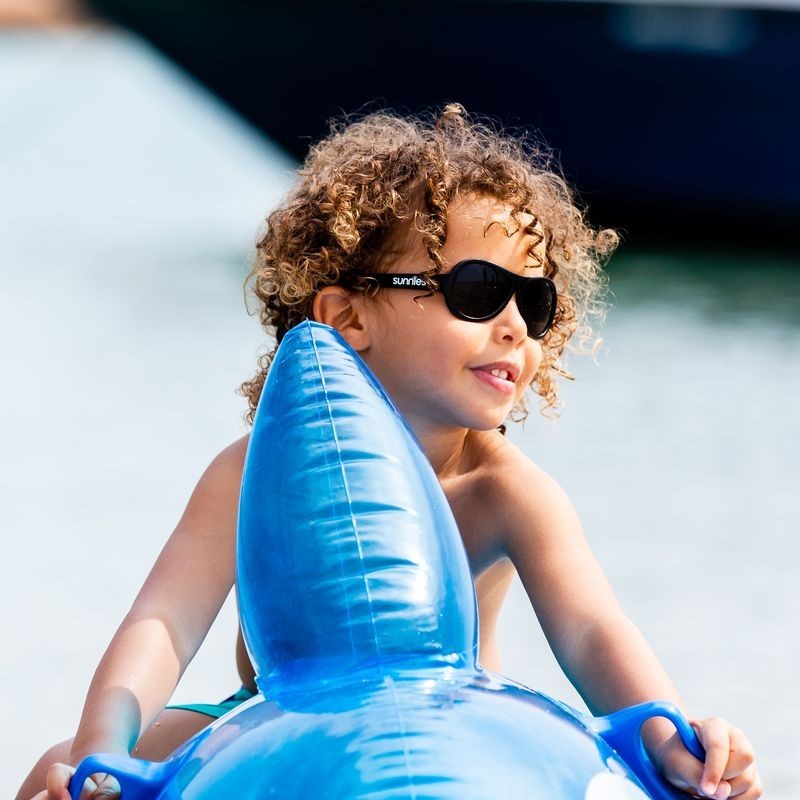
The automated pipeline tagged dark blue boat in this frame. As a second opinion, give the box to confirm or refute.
[87,0,800,246]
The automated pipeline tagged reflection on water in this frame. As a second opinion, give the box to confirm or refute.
[2,25,798,800]
[608,251,800,328]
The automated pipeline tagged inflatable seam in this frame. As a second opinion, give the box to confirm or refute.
[308,325,382,668]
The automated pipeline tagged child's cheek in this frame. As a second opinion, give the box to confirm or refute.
[512,341,542,404]
[523,340,544,384]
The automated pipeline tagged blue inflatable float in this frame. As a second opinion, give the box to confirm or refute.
[70,321,703,799]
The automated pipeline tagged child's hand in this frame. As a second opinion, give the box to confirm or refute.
[31,762,121,800]
[650,717,761,799]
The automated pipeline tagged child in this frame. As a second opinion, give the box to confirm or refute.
[21,104,761,800]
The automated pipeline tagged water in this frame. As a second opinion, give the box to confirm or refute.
[1,26,797,799]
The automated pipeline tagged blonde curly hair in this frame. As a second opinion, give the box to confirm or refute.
[241,104,617,424]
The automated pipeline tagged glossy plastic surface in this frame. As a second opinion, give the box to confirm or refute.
[70,321,702,799]
[589,701,705,800]
[237,320,478,696]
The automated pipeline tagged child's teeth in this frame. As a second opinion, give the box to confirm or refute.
[490,369,508,380]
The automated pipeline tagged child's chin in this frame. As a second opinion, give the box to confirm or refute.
[451,402,511,432]
[470,413,510,432]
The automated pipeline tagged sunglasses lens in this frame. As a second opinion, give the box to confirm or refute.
[449,262,511,320]
[440,260,556,338]
[519,281,556,338]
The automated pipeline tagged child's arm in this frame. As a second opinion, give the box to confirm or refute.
[498,452,761,800]
[41,438,247,798]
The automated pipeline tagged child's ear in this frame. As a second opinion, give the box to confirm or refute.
[312,286,370,351]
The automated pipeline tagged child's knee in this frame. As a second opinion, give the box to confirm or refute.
[132,708,214,761]
[16,737,73,800]
[17,711,212,797]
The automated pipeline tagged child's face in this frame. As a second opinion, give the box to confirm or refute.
[358,194,545,434]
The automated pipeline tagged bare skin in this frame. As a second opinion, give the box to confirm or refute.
[24,195,761,800]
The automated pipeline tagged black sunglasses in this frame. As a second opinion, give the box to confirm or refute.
[363,259,557,339]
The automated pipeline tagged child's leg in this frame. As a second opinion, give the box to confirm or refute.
[132,708,216,758]
[15,709,215,800]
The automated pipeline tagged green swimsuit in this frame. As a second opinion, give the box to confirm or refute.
[166,686,256,719]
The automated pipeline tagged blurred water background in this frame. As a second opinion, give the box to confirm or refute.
[1,25,798,799]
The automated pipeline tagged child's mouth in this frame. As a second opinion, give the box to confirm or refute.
[471,367,517,395]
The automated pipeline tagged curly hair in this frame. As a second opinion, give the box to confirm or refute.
[240,104,617,424]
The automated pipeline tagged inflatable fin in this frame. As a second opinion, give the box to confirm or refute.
[237,321,479,695]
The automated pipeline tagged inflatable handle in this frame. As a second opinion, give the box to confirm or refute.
[588,700,705,800]
[69,754,173,800]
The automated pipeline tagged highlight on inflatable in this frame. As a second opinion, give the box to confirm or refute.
[70,321,704,799]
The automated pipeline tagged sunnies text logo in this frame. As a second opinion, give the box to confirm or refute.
[391,275,428,288]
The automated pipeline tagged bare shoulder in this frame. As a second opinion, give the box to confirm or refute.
[210,434,250,472]
[139,436,253,609]
[474,432,622,629]
[453,432,589,621]
[182,435,250,523]
[470,432,581,555]
[196,435,250,490]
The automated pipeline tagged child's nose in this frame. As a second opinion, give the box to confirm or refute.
[495,294,528,343]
